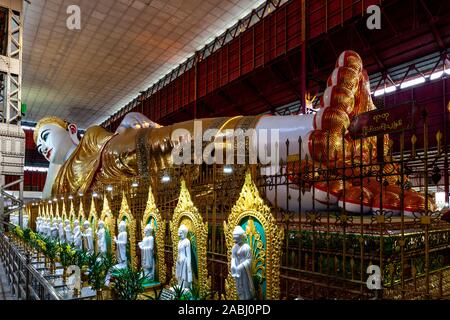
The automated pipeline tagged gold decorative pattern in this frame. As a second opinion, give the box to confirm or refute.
[100,195,116,255]
[55,201,60,219]
[245,218,266,279]
[49,202,54,218]
[170,179,210,296]
[61,200,67,221]
[118,192,137,269]
[223,171,284,300]
[141,184,166,284]
[88,196,98,231]
[78,200,85,222]
[69,200,76,226]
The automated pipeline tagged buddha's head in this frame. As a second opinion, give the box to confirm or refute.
[65,219,70,226]
[144,224,153,237]
[74,220,79,227]
[119,221,127,233]
[233,226,246,245]
[83,221,90,230]
[98,220,105,230]
[178,224,188,240]
[34,117,80,165]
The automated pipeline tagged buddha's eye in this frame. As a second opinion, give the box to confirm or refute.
[43,132,49,142]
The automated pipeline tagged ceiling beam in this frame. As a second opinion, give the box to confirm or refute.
[242,78,276,114]
[419,0,446,51]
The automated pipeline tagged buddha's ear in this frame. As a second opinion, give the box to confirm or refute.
[68,123,79,143]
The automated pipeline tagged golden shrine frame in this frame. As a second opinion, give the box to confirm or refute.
[224,171,284,300]
[170,179,211,296]
[141,184,166,284]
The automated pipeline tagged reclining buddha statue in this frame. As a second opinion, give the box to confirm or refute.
[35,50,433,216]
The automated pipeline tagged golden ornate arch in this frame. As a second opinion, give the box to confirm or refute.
[141,184,166,284]
[61,200,67,222]
[170,179,210,296]
[224,171,284,300]
[54,201,60,219]
[78,200,85,222]
[100,195,116,255]
[118,192,137,269]
[49,202,54,219]
[68,200,76,225]
[87,196,98,231]
[44,202,49,219]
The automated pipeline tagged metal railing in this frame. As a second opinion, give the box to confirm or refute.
[0,222,61,300]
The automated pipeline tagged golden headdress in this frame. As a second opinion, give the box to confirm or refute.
[33,117,69,143]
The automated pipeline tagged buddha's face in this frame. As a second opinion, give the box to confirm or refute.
[233,233,244,245]
[36,123,79,165]
[178,227,187,240]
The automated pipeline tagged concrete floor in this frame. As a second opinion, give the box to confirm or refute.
[0,259,15,300]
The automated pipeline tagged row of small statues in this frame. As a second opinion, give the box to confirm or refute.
[35,217,155,280]
[36,217,256,299]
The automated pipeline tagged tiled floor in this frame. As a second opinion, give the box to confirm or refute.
[0,260,15,300]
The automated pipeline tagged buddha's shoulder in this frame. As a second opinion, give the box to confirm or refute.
[81,126,115,147]
[84,125,113,136]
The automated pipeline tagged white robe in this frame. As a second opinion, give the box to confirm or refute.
[138,235,155,279]
[116,231,128,265]
[176,238,192,288]
[231,243,255,300]
[73,226,82,250]
[43,223,50,237]
[96,228,107,254]
[65,225,73,244]
[50,223,59,239]
[58,223,65,243]
[82,228,94,253]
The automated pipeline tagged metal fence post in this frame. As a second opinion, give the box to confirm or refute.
[25,252,30,300]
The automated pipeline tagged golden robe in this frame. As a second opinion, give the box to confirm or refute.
[52,116,261,196]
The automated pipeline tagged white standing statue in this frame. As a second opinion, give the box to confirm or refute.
[50,220,59,239]
[43,218,51,237]
[175,224,192,290]
[73,220,82,250]
[82,221,94,253]
[96,220,107,255]
[231,226,255,300]
[138,224,155,280]
[114,221,128,269]
[64,220,73,245]
[36,217,42,234]
[58,219,65,243]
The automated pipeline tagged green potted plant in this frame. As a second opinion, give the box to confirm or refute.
[110,266,146,300]
[87,253,116,300]
[74,249,90,282]
[44,238,59,274]
[58,243,76,283]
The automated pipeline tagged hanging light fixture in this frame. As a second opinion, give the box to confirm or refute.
[223,165,233,174]
[162,173,171,183]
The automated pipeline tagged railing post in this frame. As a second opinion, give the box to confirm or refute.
[25,252,30,300]
[16,252,21,300]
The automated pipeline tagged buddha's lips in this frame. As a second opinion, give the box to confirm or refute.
[46,148,53,160]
